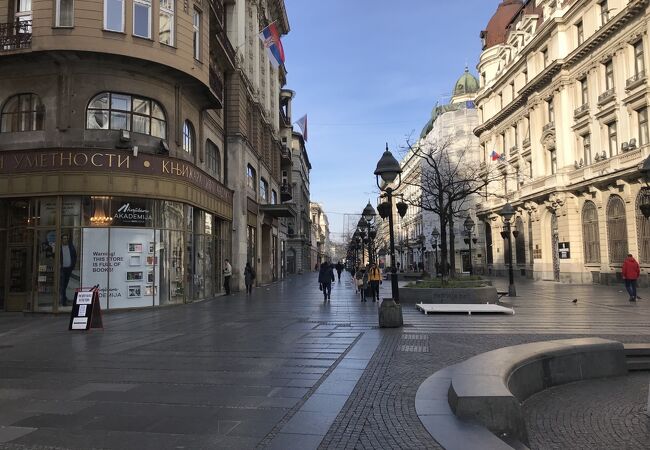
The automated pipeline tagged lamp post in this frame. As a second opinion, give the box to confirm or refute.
[374,144,405,327]
[417,234,425,271]
[500,203,517,297]
[431,227,439,275]
[463,215,475,275]
[357,218,367,266]
[362,201,377,263]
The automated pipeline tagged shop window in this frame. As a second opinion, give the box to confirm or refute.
[86,92,166,139]
[1,93,44,132]
[636,188,650,264]
[183,120,194,153]
[606,195,628,263]
[582,201,600,263]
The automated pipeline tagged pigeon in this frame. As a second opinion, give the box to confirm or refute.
[572,298,578,303]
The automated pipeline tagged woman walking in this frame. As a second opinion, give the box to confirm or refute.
[318,261,335,301]
[244,262,256,294]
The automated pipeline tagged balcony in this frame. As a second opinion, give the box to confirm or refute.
[280,182,293,202]
[574,103,590,119]
[522,137,531,148]
[509,145,518,155]
[598,88,615,105]
[0,21,32,51]
[542,122,555,132]
[209,65,224,103]
[626,70,646,90]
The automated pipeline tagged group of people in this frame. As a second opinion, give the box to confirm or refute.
[222,259,256,296]
[353,263,382,302]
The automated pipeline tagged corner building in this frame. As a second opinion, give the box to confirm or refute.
[0,0,237,311]
[475,0,650,284]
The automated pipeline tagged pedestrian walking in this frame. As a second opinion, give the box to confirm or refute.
[335,261,344,282]
[244,262,256,295]
[622,253,640,302]
[223,258,232,295]
[318,261,335,301]
[367,263,382,302]
[356,267,368,302]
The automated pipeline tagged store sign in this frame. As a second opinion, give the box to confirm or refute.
[113,203,152,226]
[558,242,570,259]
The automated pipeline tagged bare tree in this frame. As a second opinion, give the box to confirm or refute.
[401,137,501,277]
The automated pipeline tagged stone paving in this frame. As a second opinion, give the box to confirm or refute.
[0,272,649,449]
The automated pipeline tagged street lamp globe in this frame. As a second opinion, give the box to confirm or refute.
[431,227,440,241]
[362,201,377,222]
[374,144,402,187]
[500,202,516,223]
[463,215,475,233]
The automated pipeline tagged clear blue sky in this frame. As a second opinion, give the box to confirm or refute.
[283,1,498,242]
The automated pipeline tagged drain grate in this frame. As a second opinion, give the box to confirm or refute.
[398,333,430,352]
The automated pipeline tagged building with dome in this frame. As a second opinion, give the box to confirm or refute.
[474,0,650,285]
[376,68,483,274]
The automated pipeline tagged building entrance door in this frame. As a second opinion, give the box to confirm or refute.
[460,250,471,273]
[551,213,560,282]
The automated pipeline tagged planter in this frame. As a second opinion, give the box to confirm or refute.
[399,286,498,304]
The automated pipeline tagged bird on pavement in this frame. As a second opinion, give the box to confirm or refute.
[572,298,578,303]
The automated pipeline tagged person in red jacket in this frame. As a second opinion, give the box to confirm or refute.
[622,254,641,302]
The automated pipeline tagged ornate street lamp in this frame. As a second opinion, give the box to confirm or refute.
[500,203,517,297]
[362,202,377,263]
[463,215,475,275]
[431,227,439,275]
[374,144,405,327]
[639,155,650,219]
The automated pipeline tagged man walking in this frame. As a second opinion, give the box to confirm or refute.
[335,261,344,282]
[318,261,334,301]
[223,258,232,295]
[367,263,382,302]
[622,253,640,302]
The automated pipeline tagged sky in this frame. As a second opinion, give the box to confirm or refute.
[282,0,499,242]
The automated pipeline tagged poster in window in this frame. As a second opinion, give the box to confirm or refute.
[126,271,143,282]
[130,255,141,266]
[129,243,143,253]
[128,285,142,298]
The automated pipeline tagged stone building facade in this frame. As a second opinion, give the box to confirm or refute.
[475,0,650,284]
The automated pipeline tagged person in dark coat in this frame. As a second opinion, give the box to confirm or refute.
[335,261,344,282]
[318,261,335,301]
[244,262,256,295]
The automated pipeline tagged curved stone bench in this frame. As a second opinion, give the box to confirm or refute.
[399,286,498,304]
[416,338,627,449]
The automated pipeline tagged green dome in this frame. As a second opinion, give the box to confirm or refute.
[453,67,479,97]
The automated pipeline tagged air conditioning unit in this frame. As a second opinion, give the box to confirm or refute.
[621,141,629,152]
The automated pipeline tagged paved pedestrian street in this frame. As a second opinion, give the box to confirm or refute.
[1,273,650,449]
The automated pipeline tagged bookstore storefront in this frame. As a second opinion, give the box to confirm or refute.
[0,196,231,312]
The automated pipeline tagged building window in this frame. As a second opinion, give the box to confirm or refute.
[271,190,278,205]
[55,0,74,27]
[634,40,645,75]
[192,8,201,61]
[606,195,628,263]
[607,122,617,156]
[132,0,151,38]
[580,78,588,105]
[1,93,44,132]
[550,149,557,174]
[512,124,518,149]
[582,201,601,263]
[523,69,528,84]
[526,158,533,179]
[159,0,174,45]
[547,98,554,123]
[576,20,584,45]
[206,140,220,180]
[582,133,591,165]
[259,178,268,202]
[515,217,525,265]
[639,107,649,146]
[637,188,650,263]
[86,92,166,138]
[104,0,124,32]
[182,120,194,153]
[599,0,609,25]
[542,48,549,68]
[247,164,256,191]
[605,59,614,90]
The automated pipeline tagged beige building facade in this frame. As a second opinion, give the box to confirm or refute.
[475,0,650,284]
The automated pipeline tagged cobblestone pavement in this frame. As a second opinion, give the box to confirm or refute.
[1,273,650,449]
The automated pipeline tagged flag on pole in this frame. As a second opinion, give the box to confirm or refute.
[490,150,504,161]
[258,22,285,67]
[295,114,308,141]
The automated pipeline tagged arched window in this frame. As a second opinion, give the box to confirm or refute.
[182,120,194,153]
[206,140,221,180]
[515,216,525,264]
[1,93,44,132]
[86,92,166,139]
[636,188,650,263]
[606,195,628,263]
[582,201,601,263]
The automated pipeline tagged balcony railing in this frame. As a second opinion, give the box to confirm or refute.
[523,137,531,148]
[0,20,32,51]
[543,122,555,132]
[209,65,224,102]
[574,103,589,118]
[626,70,646,90]
[598,88,615,104]
[509,145,518,155]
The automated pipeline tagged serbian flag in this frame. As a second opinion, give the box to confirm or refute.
[259,22,285,67]
[490,150,502,161]
[296,114,308,141]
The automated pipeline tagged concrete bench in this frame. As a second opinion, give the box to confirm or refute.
[416,337,627,449]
